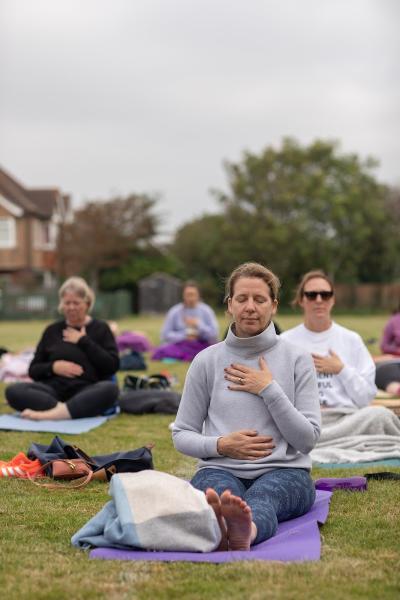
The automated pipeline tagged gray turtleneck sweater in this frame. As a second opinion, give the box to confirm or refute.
[172,322,321,477]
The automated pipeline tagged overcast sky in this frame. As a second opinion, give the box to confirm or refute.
[1,0,399,238]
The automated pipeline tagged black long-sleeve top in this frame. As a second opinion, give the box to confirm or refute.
[28,319,119,400]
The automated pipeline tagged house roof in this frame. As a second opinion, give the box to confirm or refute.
[0,166,63,219]
[27,189,60,218]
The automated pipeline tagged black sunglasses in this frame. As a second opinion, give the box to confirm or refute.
[303,290,334,301]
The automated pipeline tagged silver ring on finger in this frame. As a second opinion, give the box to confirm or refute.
[239,377,245,385]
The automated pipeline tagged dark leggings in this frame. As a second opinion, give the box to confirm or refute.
[375,361,400,390]
[5,381,119,419]
[191,467,315,545]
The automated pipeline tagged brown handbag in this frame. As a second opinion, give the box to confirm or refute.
[51,459,92,480]
[28,458,94,490]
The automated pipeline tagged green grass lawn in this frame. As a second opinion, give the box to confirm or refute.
[0,314,399,600]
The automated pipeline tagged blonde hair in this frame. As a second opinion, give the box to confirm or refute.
[58,277,95,312]
[225,262,280,302]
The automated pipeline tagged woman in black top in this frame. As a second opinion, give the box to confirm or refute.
[6,277,119,420]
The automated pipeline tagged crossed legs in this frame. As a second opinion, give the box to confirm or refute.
[191,467,315,549]
[375,361,400,396]
[6,381,118,419]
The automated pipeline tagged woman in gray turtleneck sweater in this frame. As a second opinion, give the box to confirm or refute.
[172,262,321,550]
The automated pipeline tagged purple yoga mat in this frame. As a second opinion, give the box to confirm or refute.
[90,489,332,564]
[116,331,153,353]
[315,476,367,492]
[152,340,210,362]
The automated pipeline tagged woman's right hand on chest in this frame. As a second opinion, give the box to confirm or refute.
[52,360,84,378]
[217,430,275,460]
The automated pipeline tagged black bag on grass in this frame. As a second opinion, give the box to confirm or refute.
[123,373,171,391]
[27,436,154,480]
[119,389,181,415]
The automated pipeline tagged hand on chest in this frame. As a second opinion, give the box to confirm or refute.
[214,354,293,399]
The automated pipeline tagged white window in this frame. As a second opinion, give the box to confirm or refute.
[33,219,57,249]
[0,217,16,248]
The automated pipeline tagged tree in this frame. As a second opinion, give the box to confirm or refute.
[57,194,160,289]
[171,214,230,304]
[99,246,184,310]
[173,138,400,303]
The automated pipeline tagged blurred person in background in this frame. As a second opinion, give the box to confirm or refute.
[280,270,377,409]
[152,281,219,362]
[6,277,119,420]
[375,303,400,396]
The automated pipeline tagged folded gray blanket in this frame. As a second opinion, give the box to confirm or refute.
[71,471,221,552]
[310,406,400,464]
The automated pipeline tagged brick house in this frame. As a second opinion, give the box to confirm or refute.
[0,166,71,288]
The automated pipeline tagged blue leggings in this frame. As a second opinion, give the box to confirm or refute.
[191,467,315,544]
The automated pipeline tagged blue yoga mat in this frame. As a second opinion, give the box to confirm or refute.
[316,458,400,469]
[0,413,115,434]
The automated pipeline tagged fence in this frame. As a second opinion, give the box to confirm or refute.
[0,288,132,320]
[334,282,400,310]
[0,282,399,318]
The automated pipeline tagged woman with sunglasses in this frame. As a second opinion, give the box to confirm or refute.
[280,270,377,409]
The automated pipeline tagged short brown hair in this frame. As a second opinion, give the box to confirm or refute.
[292,270,334,307]
[183,280,200,292]
[225,262,280,302]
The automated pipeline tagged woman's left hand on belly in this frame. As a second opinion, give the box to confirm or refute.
[53,360,84,378]
[224,356,273,395]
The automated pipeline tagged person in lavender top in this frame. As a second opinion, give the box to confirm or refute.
[152,281,219,362]
[380,303,400,357]
[173,262,320,550]
[376,302,400,396]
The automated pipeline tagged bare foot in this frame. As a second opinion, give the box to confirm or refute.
[386,382,400,396]
[220,490,255,551]
[21,403,71,421]
[206,488,228,551]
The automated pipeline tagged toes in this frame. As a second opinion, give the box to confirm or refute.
[205,489,228,551]
[21,409,42,421]
[206,488,220,501]
[205,488,221,508]
[220,489,232,503]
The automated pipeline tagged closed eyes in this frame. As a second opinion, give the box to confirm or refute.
[235,296,268,303]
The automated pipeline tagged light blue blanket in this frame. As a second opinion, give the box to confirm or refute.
[0,413,114,434]
[72,471,221,552]
[317,458,400,469]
